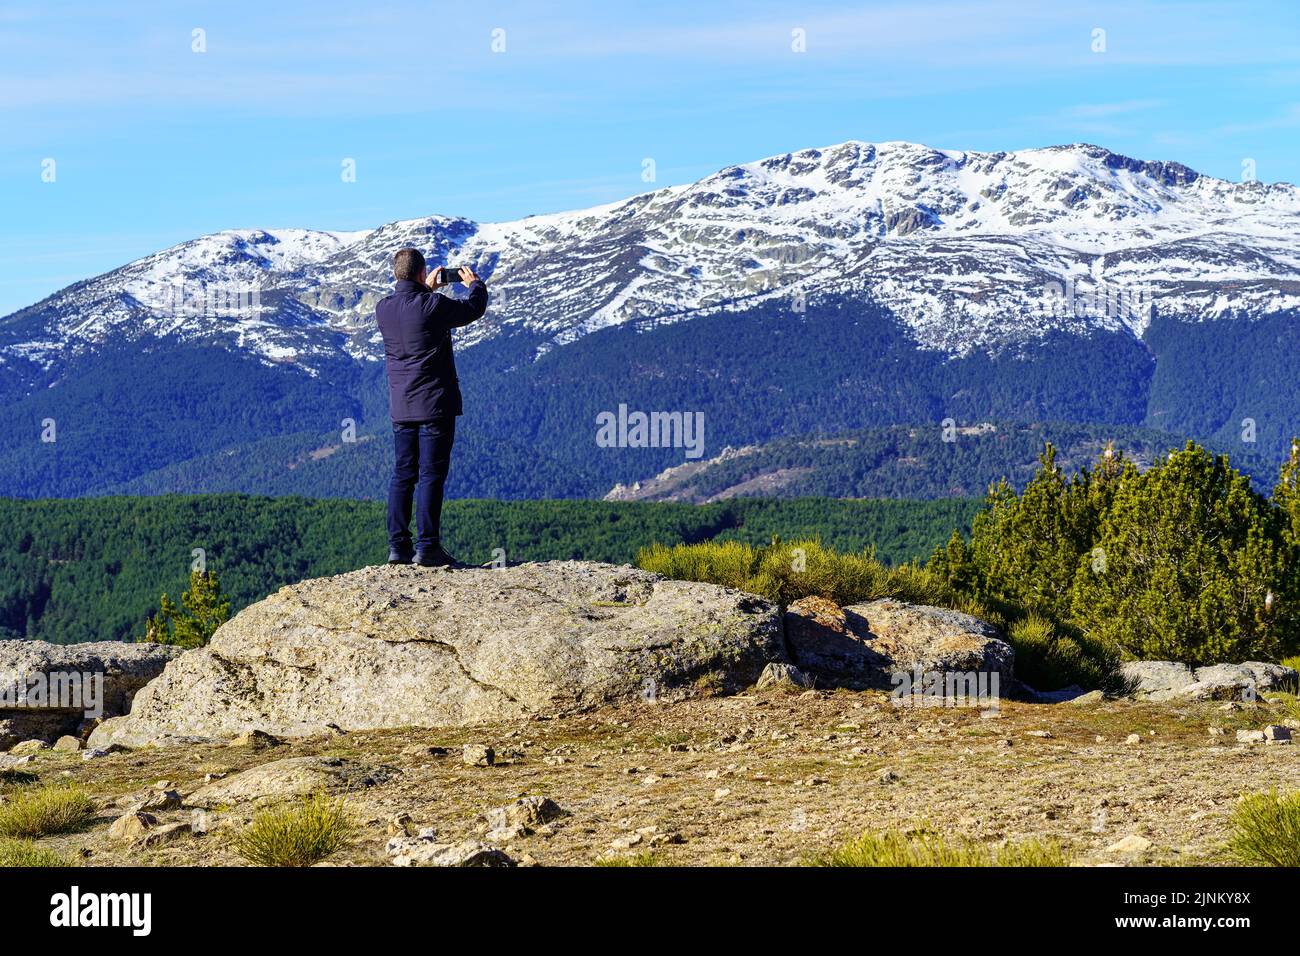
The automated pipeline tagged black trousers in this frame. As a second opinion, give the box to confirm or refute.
[387,416,456,553]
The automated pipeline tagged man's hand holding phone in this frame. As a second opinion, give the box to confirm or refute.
[429,265,480,288]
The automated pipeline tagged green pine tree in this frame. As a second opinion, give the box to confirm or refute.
[142,570,231,649]
[1070,442,1286,664]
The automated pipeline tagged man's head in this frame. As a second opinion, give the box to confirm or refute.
[394,247,427,283]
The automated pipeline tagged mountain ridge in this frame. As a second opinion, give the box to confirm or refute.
[2,138,1297,501]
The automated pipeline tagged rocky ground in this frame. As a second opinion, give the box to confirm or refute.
[15,686,1300,867]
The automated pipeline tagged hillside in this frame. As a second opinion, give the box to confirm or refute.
[0,494,978,645]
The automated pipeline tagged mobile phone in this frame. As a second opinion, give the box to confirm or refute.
[435,266,465,285]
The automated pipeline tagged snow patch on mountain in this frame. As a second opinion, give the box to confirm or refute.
[4,140,1299,376]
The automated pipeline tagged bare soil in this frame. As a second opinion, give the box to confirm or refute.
[17,687,1300,867]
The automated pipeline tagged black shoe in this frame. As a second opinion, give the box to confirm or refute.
[414,546,460,568]
[388,546,414,565]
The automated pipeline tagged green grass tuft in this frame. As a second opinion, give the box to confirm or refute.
[0,837,72,867]
[806,829,1069,867]
[1228,790,1300,866]
[230,794,353,867]
[0,785,96,839]
[637,538,993,619]
[595,851,665,867]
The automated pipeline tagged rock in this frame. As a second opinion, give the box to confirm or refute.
[89,562,784,747]
[186,756,396,808]
[52,735,83,752]
[481,796,565,833]
[1025,730,1053,738]
[1125,734,1141,745]
[190,810,213,835]
[1119,660,1296,702]
[0,640,182,748]
[1236,729,1267,743]
[783,597,1013,691]
[8,739,50,755]
[1068,690,1106,706]
[229,730,281,750]
[134,789,183,813]
[1033,685,1088,703]
[388,833,515,867]
[109,811,158,843]
[755,662,812,690]
[1264,725,1292,742]
[462,744,495,767]
[1105,834,1152,854]
[387,813,415,837]
[139,822,191,847]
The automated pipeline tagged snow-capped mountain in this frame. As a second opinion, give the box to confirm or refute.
[4,139,1300,503]
[5,140,1299,377]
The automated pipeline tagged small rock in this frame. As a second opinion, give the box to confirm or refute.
[463,744,495,767]
[1069,690,1106,706]
[229,730,281,750]
[108,811,158,843]
[485,824,530,842]
[9,739,49,756]
[755,661,812,690]
[1208,726,1226,737]
[1264,725,1292,742]
[389,834,514,867]
[1025,730,1053,738]
[1237,729,1267,743]
[52,735,83,753]
[134,789,183,813]
[609,833,644,850]
[878,769,899,785]
[543,755,569,765]
[139,822,190,847]
[1124,734,1141,745]
[1105,834,1152,854]
[190,810,213,835]
[482,795,565,833]
[387,813,415,837]
[713,787,732,801]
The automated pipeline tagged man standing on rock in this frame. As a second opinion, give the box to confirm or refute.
[376,248,489,567]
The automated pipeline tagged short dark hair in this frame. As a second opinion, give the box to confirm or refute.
[394,248,426,282]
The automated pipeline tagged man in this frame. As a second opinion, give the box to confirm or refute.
[376,247,488,567]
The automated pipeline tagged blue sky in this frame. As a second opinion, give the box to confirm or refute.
[2,0,1299,315]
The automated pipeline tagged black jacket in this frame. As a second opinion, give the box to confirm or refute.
[376,278,488,422]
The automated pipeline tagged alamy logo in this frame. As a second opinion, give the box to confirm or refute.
[151,280,262,320]
[595,404,705,460]
[890,666,1000,709]
[0,671,103,719]
[1040,277,1151,322]
[50,886,151,936]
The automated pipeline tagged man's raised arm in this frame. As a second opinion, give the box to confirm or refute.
[427,265,489,328]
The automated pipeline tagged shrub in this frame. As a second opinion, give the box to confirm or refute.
[595,852,665,867]
[143,569,231,648]
[230,794,352,867]
[1228,790,1300,866]
[0,837,72,867]
[638,538,969,612]
[0,785,95,839]
[806,828,1068,867]
[1006,614,1122,693]
[1071,443,1286,664]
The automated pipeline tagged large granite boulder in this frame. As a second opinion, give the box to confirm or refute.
[0,640,183,749]
[1120,660,1296,702]
[783,596,1013,691]
[89,561,784,747]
